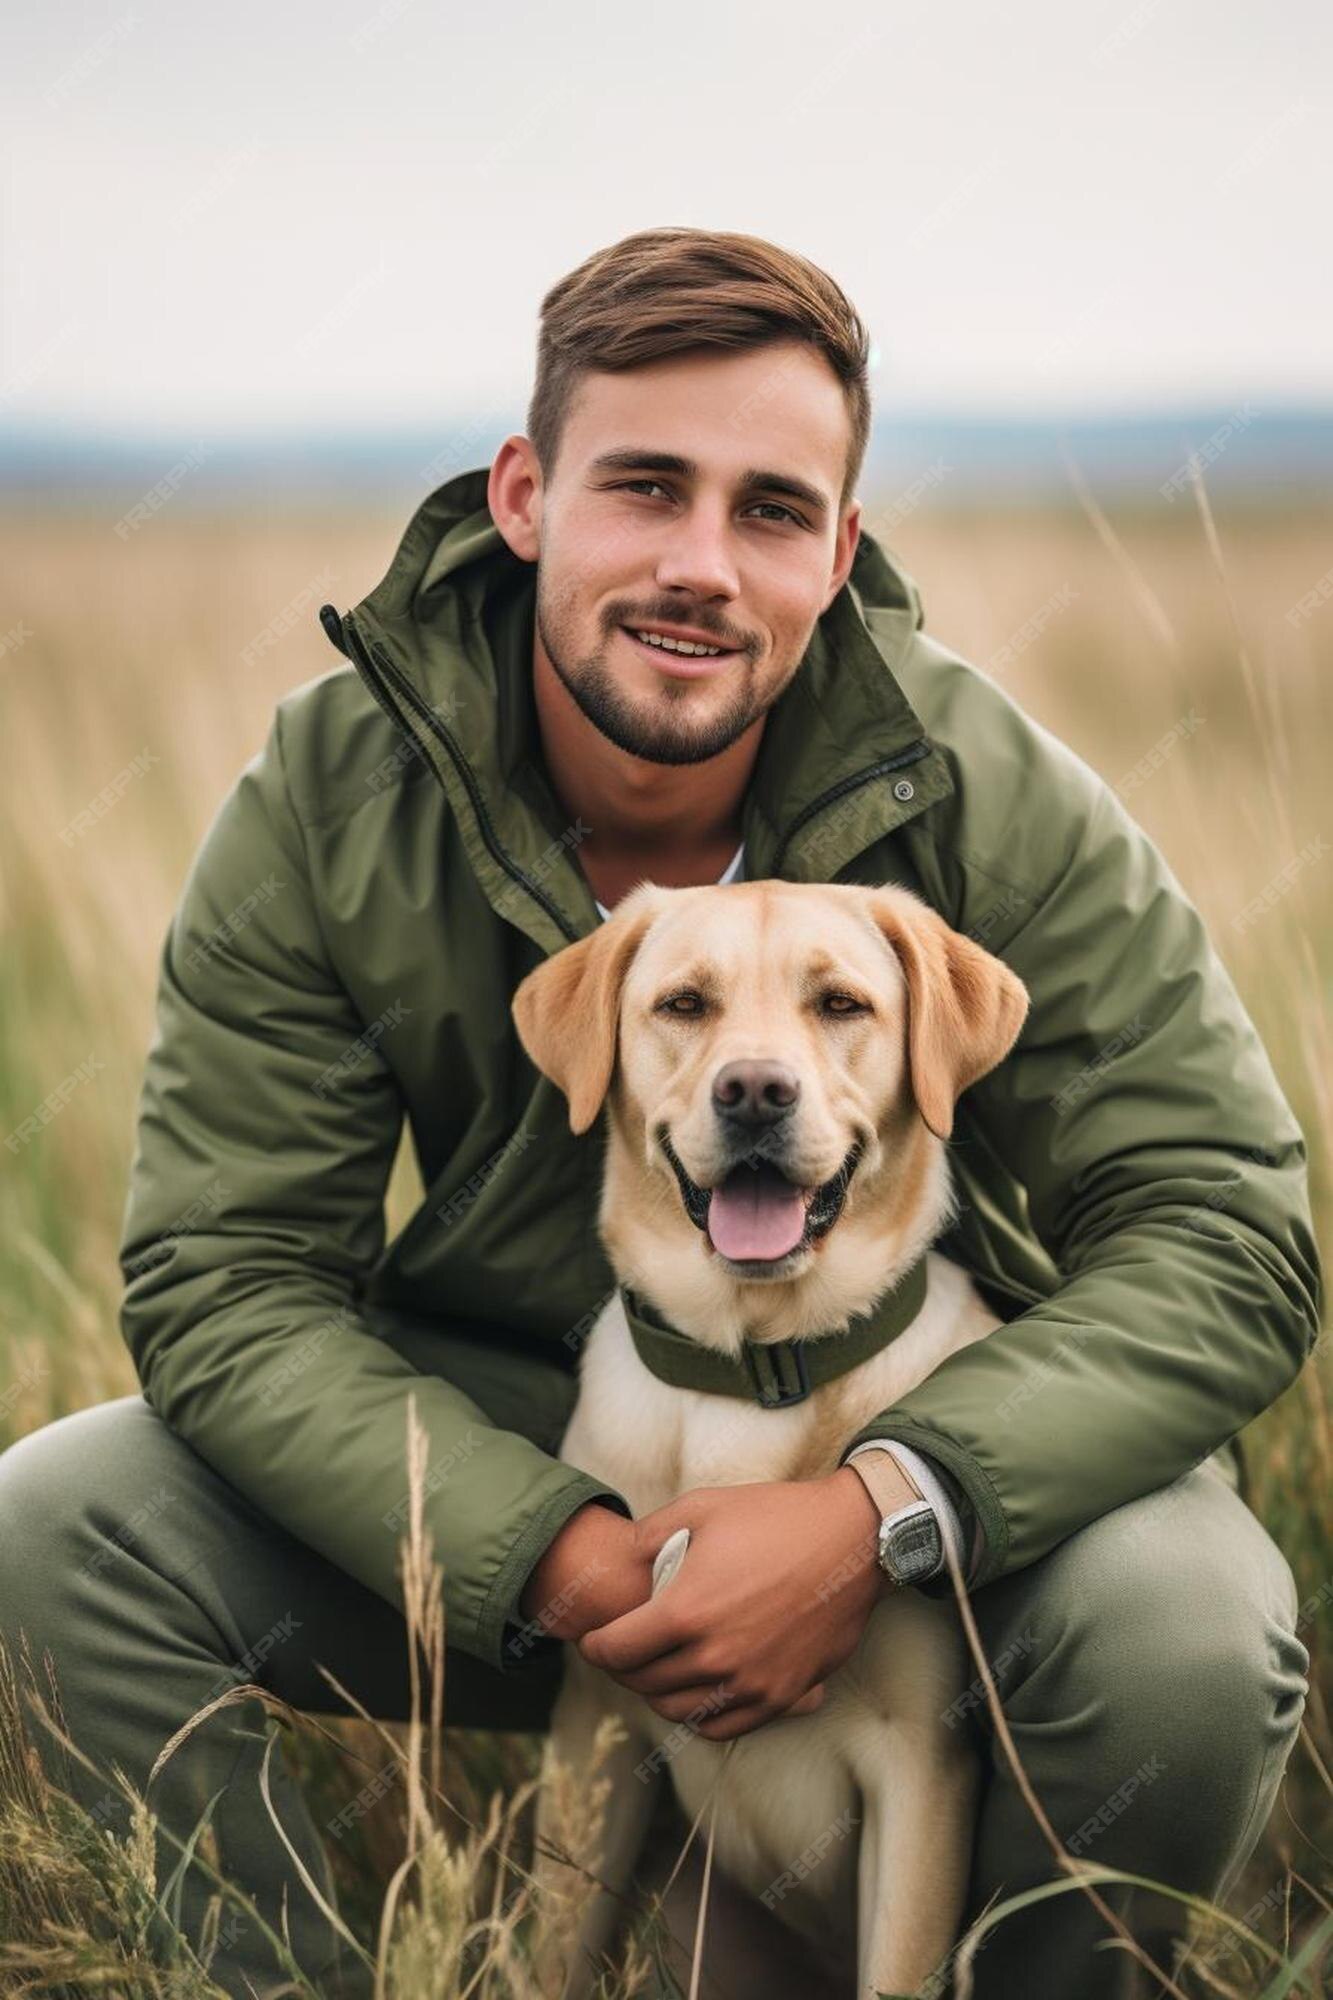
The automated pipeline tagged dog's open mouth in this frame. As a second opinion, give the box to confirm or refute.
[658,1129,863,1266]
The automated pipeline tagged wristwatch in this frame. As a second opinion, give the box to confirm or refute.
[846,1448,945,1586]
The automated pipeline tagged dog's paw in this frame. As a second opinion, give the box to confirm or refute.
[650,1526,691,1596]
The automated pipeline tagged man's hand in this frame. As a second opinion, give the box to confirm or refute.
[574,1468,899,1742]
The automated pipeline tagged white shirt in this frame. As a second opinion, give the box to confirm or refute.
[591,840,969,1585]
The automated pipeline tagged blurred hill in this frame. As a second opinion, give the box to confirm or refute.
[1,404,1329,513]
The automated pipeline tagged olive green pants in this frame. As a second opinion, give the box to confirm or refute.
[0,1311,1308,2000]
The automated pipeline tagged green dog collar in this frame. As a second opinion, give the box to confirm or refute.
[619,1258,929,1410]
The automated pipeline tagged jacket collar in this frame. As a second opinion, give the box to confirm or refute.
[620,1257,928,1408]
[322,465,955,960]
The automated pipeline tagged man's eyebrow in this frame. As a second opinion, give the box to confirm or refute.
[587,450,830,521]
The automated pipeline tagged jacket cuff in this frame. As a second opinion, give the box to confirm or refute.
[481,1475,633,1674]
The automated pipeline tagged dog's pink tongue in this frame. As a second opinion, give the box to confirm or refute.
[707,1170,807,1261]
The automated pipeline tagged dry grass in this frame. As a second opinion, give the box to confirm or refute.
[0,476,1329,1994]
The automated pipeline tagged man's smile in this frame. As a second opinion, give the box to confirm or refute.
[618,623,745,679]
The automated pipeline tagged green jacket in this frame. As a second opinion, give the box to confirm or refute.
[118,465,1321,1692]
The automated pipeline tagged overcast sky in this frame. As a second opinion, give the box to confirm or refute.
[3,0,1330,434]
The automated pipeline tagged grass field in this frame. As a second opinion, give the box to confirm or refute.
[1,481,1329,1994]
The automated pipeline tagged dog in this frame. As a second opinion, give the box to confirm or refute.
[511,878,1029,1998]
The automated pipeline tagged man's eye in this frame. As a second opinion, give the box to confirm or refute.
[617,482,800,526]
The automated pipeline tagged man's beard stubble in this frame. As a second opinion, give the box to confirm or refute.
[536,579,781,769]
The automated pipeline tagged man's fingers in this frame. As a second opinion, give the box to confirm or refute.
[645,1679,827,1730]
[597,1648,709,1700]
[578,1596,681,1673]
[690,1685,827,1742]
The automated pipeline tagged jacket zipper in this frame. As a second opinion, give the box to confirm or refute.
[770,738,934,877]
[341,609,582,945]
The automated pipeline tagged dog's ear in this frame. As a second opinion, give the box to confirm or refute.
[511,884,671,1135]
[864,887,1029,1141]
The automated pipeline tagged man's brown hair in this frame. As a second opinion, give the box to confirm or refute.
[526,226,872,514]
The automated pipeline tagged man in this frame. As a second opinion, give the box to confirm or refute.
[0,226,1317,1999]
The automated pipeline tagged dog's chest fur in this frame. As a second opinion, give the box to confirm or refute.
[559,1249,998,1514]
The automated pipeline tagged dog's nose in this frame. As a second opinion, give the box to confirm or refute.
[711,1059,801,1128]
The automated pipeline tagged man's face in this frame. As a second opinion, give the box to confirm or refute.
[523,341,861,767]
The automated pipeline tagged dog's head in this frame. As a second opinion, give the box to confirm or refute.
[511,880,1028,1290]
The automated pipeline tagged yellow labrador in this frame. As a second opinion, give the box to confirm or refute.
[512,879,1028,1998]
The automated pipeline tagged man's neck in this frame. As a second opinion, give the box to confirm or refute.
[533,634,763,900]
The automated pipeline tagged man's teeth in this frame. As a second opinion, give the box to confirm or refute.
[631,628,724,657]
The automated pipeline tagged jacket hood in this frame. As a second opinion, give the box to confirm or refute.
[321,464,954,957]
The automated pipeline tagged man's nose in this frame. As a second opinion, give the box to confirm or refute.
[654,503,741,602]
[712,1060,801,1129]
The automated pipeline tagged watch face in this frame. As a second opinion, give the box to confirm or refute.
[878,1504,941,1583]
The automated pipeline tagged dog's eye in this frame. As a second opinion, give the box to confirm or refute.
[658,991,707,1018]
[821,992,872,1017]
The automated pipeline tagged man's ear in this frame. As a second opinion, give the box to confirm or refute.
[864,886,1029,1141]
[511,884,671,1135]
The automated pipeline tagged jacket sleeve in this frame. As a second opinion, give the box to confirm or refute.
[838,692,1322,1586]
[117,703,630,1674]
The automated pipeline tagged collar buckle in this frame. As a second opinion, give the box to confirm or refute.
[742,1338,811,1409]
